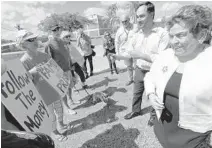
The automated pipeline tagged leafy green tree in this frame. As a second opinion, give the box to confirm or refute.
[38,13,95,33]
[105,2,140,34]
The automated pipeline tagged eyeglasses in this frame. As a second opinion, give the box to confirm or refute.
[122,20,129,24]
[52,27,60,32]
[26,37,37,42]
[64,35,71,38]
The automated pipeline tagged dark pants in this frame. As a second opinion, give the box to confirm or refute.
[73,63,85,83]
[83,54,93,75]
[132,67,148,113]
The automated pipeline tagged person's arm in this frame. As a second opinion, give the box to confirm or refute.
[126,33,152,62]
[76,35,80,47]
[128,50,152,62]
[103,41,108,57]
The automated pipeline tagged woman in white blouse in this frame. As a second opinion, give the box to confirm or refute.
[144,5,212,148]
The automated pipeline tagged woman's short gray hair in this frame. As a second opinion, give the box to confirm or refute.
[167,5,212,38]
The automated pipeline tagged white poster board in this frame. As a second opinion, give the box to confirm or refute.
[1,59,52,135]
[36,59,70,98]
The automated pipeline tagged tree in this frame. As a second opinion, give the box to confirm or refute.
[104,3,119,34]
[38,13,95,33]
[105,2,140,34]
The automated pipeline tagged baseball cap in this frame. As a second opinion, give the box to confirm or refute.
[16,30,38,41]
[16,30,38,46]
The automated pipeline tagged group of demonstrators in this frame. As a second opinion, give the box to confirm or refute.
[1,1,212,148]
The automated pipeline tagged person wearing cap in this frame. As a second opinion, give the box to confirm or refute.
[61,31,88,89]
[103,31,119,74]
[115,13,137,86]
[17,30,70,141]
[77,29,94,78]
[45,25,80,112]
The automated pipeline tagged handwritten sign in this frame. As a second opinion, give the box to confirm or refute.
[1,59,52,135]
[36,59,70,98]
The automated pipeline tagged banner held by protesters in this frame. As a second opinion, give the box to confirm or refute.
[35,59,71,98]
[1,59,52,135]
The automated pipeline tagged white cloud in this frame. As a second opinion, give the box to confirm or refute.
[14,1,67,5]
[100,1,116,6]
[160,2,182,16]
[84,7,107,17]
[39,1,67,5]
[1,3,15,14]
[116,1,132,9]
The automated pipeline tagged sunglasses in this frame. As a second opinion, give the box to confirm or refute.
[26,37,37,42]
[52,27,60,32]
[122,20,129,24]
[64,35,71,38]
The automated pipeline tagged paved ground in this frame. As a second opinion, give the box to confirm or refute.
[52,45,163,148]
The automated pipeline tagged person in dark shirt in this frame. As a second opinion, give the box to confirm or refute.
[103,31,118,74]
[45,25,80,115]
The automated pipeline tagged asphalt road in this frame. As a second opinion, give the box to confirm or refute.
[53,45,162,148]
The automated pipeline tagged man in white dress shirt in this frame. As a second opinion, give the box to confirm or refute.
[113,2,169,123]
[115,14,137,86]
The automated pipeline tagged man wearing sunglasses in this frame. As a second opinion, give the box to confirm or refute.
[18,30,70,141]
[115,14,137,86]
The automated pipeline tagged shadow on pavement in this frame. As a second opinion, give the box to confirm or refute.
[67,100,127,135]
[102,86,127,97]
[74,87,127,110]
[93,68,128,76]
[79,123,140,148]
[88,77,118,90]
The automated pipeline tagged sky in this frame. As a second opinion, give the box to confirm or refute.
[1,1,212,41]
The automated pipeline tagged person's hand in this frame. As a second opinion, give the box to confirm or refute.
[149,93,164,110]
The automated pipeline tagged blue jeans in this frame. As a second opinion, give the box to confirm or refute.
[132,67,148,113]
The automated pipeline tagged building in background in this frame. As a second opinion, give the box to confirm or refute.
[73,14,111,38]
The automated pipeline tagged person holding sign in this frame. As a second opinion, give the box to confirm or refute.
[17,30,70,141]
[45,25,80,113]
[1,59,55,147]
